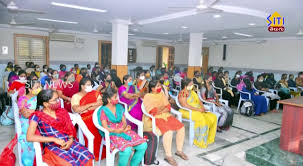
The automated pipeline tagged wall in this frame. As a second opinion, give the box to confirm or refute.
[174,43,189,65]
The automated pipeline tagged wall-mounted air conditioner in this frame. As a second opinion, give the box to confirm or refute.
[49,33,75,42]
[141,40,158,47]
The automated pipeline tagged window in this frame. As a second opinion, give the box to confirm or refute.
[14,34,49,68]
[128,48,137,63]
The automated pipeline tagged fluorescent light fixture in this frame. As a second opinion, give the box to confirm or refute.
[128,33,135,36]
[202,37,207,40]
[181,26,188,29]
[233,32,253,37]
[248,23,256,26]
[213,14,221,18]
[196,5,207,9]
[37,18,78,24]
[162,32,169,35]
[51,2,107,13]
[222,36,228,39]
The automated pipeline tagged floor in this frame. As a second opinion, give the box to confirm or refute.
[0,108,283,166]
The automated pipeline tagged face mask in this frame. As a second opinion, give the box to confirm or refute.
[96,65,99,68]
[139,76,145,80]
[85,85,93,93]
[259,79,263,82]
[208,81,213,85]
[36,68,40,71]
[236,74,240,78]
[106,79,111,83]
[68,76,75,82]
[156,87,162,93]
[72,70,76,74]
[53,74,59,79]
[43,69,47,72]
[159,80,164,84]
[32,88,42,95]
[49,100,61,110]
[62,68,66,71]
[164,76,168,80]
[82,72,88,77]
[187,85,193,91]
[19,76,26,82]
[128,81,133,86]
[110,99,119,105]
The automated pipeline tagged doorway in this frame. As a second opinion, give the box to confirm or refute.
[202,47,209,75]
[156,46,175,69]
[98,41,112,68]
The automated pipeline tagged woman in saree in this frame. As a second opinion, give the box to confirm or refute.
[27,89,94,166]
[57,72,79,112]
[45,70,63,90]
[201,75,233,131]
[118,75,144,131]
[71,77,104,160]
[17,79,41,166]
[8,70,27,94]
[143,80,188,166]
[178,78,217,148]
[98,89,147,166]
[136,70,149,94]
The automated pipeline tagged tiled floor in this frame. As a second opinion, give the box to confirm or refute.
[0,108,283,166]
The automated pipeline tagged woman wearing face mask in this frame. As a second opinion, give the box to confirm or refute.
[71,77,104,160]
[59,64,67,79]
[201,75,234,131]
[46,70,63,91]
[98,89,147,166]
[34,64,41,78]
[277,74,292,100]
[118,75,143,131]
[101,74,117,93]
[17,79,41,166]
[8,70,27,94]
[56,72,79,112]
[231,71,242,93]
[136,70,149,94]
[178,78,217,148]
[39,65,48,78]
[143,80,187,166]
[214,72,235,106]
[27,89,94,166]
[193,71,203,89]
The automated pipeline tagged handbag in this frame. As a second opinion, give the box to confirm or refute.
[0,134,17,166]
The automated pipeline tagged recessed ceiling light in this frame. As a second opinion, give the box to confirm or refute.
[37,18,78,24]
[222,36,228,39]
[233,32,253,37]
[248,23,256,26]
[181,26,188,29]
[163,32,169,35]
[213,14,221,18]
[51,2,107,13]
[297,29,303,35]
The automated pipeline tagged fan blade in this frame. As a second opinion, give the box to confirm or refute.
[137,9,197,25]
[9,22,35,26]
[212,5,268,19]
[197,7,223,14]
[9,8,45,14]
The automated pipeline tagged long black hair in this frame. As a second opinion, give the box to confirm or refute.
[181,78,192,90]
[122,75,131,84]
[63,72,73,82]
[243,78,252,90]
[18,70,26,76]
[36,89,56,109]
[102,88,117,106]
[148,79,158,93]
[79,77,92,91]
[202,74,212,99]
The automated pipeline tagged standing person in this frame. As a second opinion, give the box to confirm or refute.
[178,79,217,148]
[17,79,41,166]
[143,80,187,166]
[27,89,94,166]
[118,75,143,130]
[59,64,67,79]
[98,90,147,166]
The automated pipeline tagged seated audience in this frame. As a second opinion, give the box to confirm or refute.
[76,68,89,83]
[245,71,254,82]
[8,70,27,94]
[265,73,276,89]
[242,78,268,116]
[276,74,292,100]
[143,80,188,166]
[74,64,80,74]
[34,64,40,78]
[223,71,229,85]
[98,90,147,166]
[288,74,296,88]
[178,78,217,148]
[59,64,67,79]
[214,72,236,106]
[118,75,143,131]
[17,79,41,166]
[8,65,21,86]
[193,71,203,89]
[201,75,233,130]
[231,71,242,92]
[101,73,117,93]
[71,77,104,160]
[110,69,122,88]
[39,65,49,78]
[46,70,63,90]
[27,89,94,166]
[136,70,149,94]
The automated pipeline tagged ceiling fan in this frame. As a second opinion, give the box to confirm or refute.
[0,0,45,14]
[137,0,268,25]
[8,15,34,26]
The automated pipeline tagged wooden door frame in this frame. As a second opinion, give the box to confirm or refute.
[202,47,209,75]
[156,45,175,69]
[98,40,112,67]
[14,33,49,66]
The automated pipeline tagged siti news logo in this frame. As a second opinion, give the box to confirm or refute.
[267,12,285,32]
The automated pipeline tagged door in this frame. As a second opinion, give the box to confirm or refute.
[202,47,209,75]
[98,41,112,68]
[156,46,175,69]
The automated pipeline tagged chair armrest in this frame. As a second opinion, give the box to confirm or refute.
[33,142,47,166]
[219,99,229,106]
[171,108,182,122]
[240,91,251,100]
[175,97,192,120]
[141,104,156,136]
[197,91,215,111]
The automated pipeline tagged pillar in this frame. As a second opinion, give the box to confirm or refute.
[187,33,203,78]
[111,19,129,80]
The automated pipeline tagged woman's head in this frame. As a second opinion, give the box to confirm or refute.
[149,79,161,93]
[203,74,212,85]
[25,79,41,95]
[102,89,118,106]
[60,64,66,71]
[257,75,264,82]
[51,70,59,79]
[136,70,145,80]
[80,68,88,77]
[43,65,48,72]
[181,78,193,91]
[243,78,252,90]
[123,75,132,85]
[37,89,61,111]
[194,71,200,77]
[289,74,294,80]
[64,72,75,82]
[105,74,112,81]
[79,77,93,93]
[281,74,287,80]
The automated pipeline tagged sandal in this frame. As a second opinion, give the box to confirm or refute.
[164,156,178,166]
[175,151,189,160]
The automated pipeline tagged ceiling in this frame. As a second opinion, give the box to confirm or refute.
[0,0,302,41]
